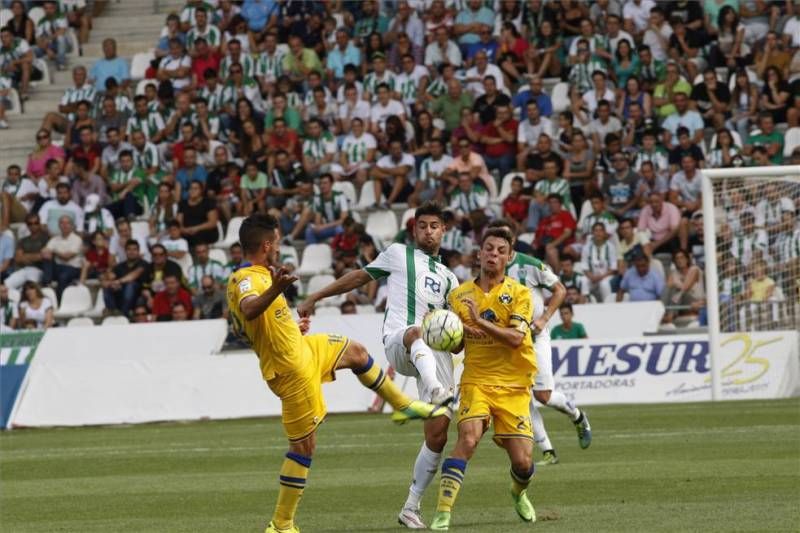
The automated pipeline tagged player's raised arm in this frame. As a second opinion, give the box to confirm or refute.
[297,269,373,316]
[464,297,528,348]
[240,266,298,321]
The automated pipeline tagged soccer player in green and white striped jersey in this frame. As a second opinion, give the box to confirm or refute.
[298,202,460,529]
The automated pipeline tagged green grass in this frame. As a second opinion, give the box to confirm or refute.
[1,399,799,532]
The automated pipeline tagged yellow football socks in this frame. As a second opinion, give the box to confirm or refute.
[511,465,534,496]
[436,458,467,512]
[353,355,411,410]
[272,452,311,530]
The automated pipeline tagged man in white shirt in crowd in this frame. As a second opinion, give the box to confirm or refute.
[41,215,83,298]
[371,139,416,208]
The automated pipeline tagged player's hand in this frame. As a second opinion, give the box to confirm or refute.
[298,316,311,335]
[463,298,480,323]
[532,317,547,335]
[297,297,315,317]
[462,322,485,338]
[269,265,299,292]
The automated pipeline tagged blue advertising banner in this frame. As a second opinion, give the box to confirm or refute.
[0,331,44,429]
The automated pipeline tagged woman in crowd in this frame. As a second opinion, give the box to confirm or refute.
[18,281,54,330]
[178,180,219,246]
[662,249,705,325]
[26,129,65,179]
[729,68,759,142]
[149,182,179,242]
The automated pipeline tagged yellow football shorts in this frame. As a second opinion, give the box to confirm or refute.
[266,333,350,442]
[457,383,533,445]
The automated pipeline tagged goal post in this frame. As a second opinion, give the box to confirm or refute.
[702,165,800,401]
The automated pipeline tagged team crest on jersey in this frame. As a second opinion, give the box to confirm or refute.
[416,271,446,306]
[480,309,497,322]
[499,293,512,304]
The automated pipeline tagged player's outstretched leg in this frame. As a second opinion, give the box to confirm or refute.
[339,341,447,422]
[534,390,592,450]
[408,328,453,406]
[530,402,559,465]
[399,417,449,529]
[267,438,315,533]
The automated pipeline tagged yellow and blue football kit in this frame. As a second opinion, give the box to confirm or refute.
[447,276,537,443]
[227,263,350,442]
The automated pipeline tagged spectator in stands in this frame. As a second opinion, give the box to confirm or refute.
[574,193,618,254]
[447,137,494,196]
[18,280,53,330]
[26,129,65,179]
[535,194,576,269]
[480,103,517,177]
[102,239,148,317]
[67,125,102,177]
[638,191,681,254]
[617,217,652,269]
[100,127,132,178]
[0,25,33,100]
[160,220,189,263]
[152,273,193,321]
[667,127,705,171]
[304,173,350,243]
[6,1,34,46]
[551,303,588,339]
[239,160,268,215]
[82,192,114,237]
[40,66,94,134]
[109,218,149,263]
[33,1,71,71]
[744,112,784,164]
[617,252,665,302]
[39,182,83,237]
[187,243,226,293]
[79,230,114,285]
[430,79,472,134]
[175,148,208,201]
[5,213,48,290]
[178,180,219,246]
[282,34,322,86]
[155,13,184,60]
[516,102,553,170]
[661,91,704,148]
[106,150,147,219]
[0,283,19,330]
[89,38,129,92]
[501,176,530,226]
[0,230,12,280]
[225,242,243,275]
[581,222,618,302]
[157,38,192,92]
[669,154,703,249]
[527,157,571,231]
[371,139,415,208]
[193,274,227,319]
[661,249,705,324]
[187,8,221,55]
[147,242,183,293]
[301,117,337,180]
[131,304,152,323]
[449,171,489,220]
[559,255,590,304]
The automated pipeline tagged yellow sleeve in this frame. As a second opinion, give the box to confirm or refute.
[508,285,532,333]
[233,272,267,311]
[447,288,468,323]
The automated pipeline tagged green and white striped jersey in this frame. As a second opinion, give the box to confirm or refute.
[188,259,228,288]
[180,3,214,27]
[312,191,349,223]
[126,111,165,142]
[255,49,285,80]
[221,78,260,110]
[730,230,769,267]
[285,91,303,109]
[774,228,800,262]
[506,251,560,320]
[578,210,618,239]
[0,37,31,68]
[364,243,460,337]
[633,148,669,174]
[302,132,337,162]
[580,239,617,276]
[35,13,68,38]
[109,167,147,201]
[303,85,334,108]
[363,70,396,100]
[341,132,376,164]
[440,227,471,255]
[198,84,225,113]
[534,177,573,214]
[449,184,488,214]
[60,83,96,121]
[395,65,428,104]
[186,25,222,48]
[133,141,160,171]
[219,54,255,79]
[426,76,447,98]
[112,94,134,116]
[419,154,453,189]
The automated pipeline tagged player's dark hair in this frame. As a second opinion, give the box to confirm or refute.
[239,213,279,254]
[559,302,574,312]
[415,202,444,222]
[481,227,514,248]
[487,218,515,232]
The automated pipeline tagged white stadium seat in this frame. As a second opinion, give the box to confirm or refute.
[32,58,51,86]
[27,6,44,24]
[130,221,149,242]
[356,304,376,314]
[174,252,194,278]
[550,82,570,113]
[332,181,357,207]
[365,211,399,243]
[306,274,342,306]
[136,79,158,96]
[279,245,299,267]
[54,285,93,319]
[296,244,333,276]
[498,172,525,202]
[517,232,536,247]
[783,127,800,158]
[357,183,384,209]
[0,8,12,27]
[85,291,106,319]
[399,207,415,229]
[42,287,58,308]
[67,317,95,328]
[102,315,130,326]
[5,88,21,116]
[214,216,244,249]
[314,306,341,316]
[131,51,156,80]
[209,247,228,265]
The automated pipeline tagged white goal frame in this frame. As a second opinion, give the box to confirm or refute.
[702,165,800,400]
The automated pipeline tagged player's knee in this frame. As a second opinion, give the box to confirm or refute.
[533,390,551,404]
[343,340,369,369]
[512,456,533,476]
[289,436,316,458]
[403,326,422,345]
[425,431,448,453]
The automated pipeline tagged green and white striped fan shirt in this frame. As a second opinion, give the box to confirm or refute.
[35,14,68,38]
[302,132,337,163]
[341,132,376,164]
[578,210,619,239]
[363,70,396,100]
[221,79,260,110]
[188,259,228,288]
[255,49,285,81]
[419,154,453,189]
[133,141,160,172]
[581,239,617,276]
[440,227,471,255]
[426,76,447,98]
[126,112,165,142]
[363,243,460,338]
[60,83,96,121]
[186,25,222,48]
[395,65,428,104]
[312,190,349,223]
[449,184,488,214]
[113,94,134,116]
[220,54,255,79]
[0,37,30,68]
[534,177,573,214]
[198,84,225,113]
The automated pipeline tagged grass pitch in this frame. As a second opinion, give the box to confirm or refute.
[1,398,799,532]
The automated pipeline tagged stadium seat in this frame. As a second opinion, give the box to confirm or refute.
[0,8,11,27]
[517,232,536,247]
[65,28,79,56]
[27,6,44,24]
[498,172,525,202]
[357,183,384,209]
[131,51,156,80]
[306,274,342,305]
[4,88,21,115]
[550,82,570,113]
[315,306,341,316]
[102,315,130,326]
[42,287,58,308]
[67,317,95,328]
[214,217,244,249]
[85,291,106,319]
[332,181,357,207]
[135,79,157,96]
[399,207,415,228]
[130,221,149,243]
[54,285,93,320]
[32,58,51,86]
[209,248,227,265]
[356,304,376,314]
[174,252,194,278]
[297,244,333,276]
[365,211,399,243]
[279,245,299,267]
[783,127,800,158]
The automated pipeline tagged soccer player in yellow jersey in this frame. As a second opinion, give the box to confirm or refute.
[430,227,538,530]
[226,214,446,533]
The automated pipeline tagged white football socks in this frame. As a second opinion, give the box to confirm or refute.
[410,338,441,394]
[405,443,441,510]
[531,403,554,452]
[545,391,581,421]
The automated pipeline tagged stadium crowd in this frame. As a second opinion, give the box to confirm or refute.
[1,0,800,334]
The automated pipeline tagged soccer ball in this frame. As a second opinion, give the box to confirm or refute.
[421,310,464,352]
